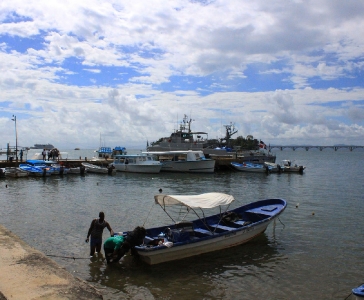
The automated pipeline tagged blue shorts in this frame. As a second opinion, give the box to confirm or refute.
[90,237,102,247]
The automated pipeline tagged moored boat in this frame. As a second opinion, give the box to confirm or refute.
[4,167,29,178]
[145,150,215,173]
[110,154,162,174]
[67,165,87,175]
[147,114,276,165]
[116,193,286,265]
[281,160,305,173]
[82,162,116,175]
[230,162,271,173]
[19,163,52,177]
[264,162,283,173]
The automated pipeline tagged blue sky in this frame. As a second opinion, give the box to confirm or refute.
[1,0,364,149]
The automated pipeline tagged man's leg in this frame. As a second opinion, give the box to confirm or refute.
[95,241,102,254]
[90,238,101,256]
[104,246,113,264]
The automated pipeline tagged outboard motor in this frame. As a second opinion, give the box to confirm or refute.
[80,165,85,175]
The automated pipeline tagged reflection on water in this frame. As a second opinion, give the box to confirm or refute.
[1,150,364,299]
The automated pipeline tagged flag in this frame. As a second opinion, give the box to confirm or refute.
[259,140,267,150]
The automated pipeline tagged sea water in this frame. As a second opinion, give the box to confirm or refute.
[0,149,363,299]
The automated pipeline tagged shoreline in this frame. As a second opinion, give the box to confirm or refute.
[0,224,103,300]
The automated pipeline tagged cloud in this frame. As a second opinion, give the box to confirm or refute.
[0,0,364,148]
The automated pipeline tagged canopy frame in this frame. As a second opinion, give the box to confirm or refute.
[153,193,235,233]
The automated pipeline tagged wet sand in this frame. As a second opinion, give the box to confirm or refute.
[0,224,103,300]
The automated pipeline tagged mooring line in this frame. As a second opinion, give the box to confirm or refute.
[46,254,90,260]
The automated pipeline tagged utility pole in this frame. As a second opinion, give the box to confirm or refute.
[12,115,18,162]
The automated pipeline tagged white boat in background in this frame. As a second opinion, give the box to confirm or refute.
[116,193,287,265]
[281,160,305,173]
[264,162,283,173]
[145,150,215,173]
[231,162,271,173]
[4,167,29,178]
[81,162,116,175]
[93,146,113,160]
[67,166,87,175]
[110,154,162,174]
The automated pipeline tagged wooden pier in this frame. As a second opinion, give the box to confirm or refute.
[0,152,276,171]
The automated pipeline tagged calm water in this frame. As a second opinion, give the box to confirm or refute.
[1,149,363,300]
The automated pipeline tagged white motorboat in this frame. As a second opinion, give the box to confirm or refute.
[145,150,215,173]
[281,160,305,173]
[4,167,29,178]
[264,162,283,173]
[116,193,287,265]
[81,162,116,174]
[67,166,87,175]
[110,154,162,174]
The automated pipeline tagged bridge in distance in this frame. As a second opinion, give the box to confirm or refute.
[268,145,364,151]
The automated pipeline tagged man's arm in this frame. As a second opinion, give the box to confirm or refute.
[106,222,114,236]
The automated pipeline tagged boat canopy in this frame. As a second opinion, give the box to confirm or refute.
[154,192,235,209]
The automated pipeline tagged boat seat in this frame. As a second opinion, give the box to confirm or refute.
[194,228,213,236]
[233,220,251,226]
[209,224,235,231]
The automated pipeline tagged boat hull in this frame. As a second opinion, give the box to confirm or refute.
[113,164,162,174]
[4,167,29,178]
[138,221,270,265]
[231,162,269,173]
[161,160,215,173]
[82,163,115,174]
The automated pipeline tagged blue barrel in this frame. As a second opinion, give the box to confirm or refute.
[353,285,364,299]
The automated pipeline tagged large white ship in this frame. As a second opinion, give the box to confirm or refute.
[29,144,55,150]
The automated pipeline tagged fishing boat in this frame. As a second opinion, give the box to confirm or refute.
[110,153,162,174]
[281,160,305,173]
[81,162,116,174]
[230,162,272,173]
[3,167,29,178]
[145,150,215,173]
[117,192,286,265]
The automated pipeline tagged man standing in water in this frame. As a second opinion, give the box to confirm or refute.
[86,212,114,257]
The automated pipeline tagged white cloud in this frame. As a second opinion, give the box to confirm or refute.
[0,0,364,149]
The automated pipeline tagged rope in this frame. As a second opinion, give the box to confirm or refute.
[277,217,285,228]
[46,254,90,260]
[143,203,155,227]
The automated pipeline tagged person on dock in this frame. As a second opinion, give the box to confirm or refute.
[42,149,46,160]
[86,212,114,258]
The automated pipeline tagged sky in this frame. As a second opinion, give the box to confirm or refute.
[1,0,364,150]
